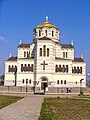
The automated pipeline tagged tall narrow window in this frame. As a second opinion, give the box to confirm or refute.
[31,64,33,72]
[21,64,23,72]
[66,52,68,58]
[74,67,76,74]
[26,79,28,84]
[64,80,66,84]
[43,45,46,56]
[8,65,10,72]
[29,79,31,84]
[63,52,65,58]
[57,80,59,84]
[45,30,47,36]
[72,67,74,73]
[55,65,58,72]
[59,65,62,72]
[80,67,82,74]
[61,80,63,84]
[24,51,26,57]
[47,48,49,56]
[66,65,68,73]
[24,64,27,72]
[52,31,54,37]
[62,65,65,72]
[39,30,41,36]
[22,79,24,83]
[40,48,42,56]
[15,65,17,73]
[12,65,14,72]
[29,51,30,57]
[28,64,30,71]
[77,67,79,74]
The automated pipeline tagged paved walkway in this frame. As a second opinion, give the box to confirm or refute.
[0,95,44,120]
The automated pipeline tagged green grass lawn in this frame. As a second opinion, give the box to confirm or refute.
[0,95,23,109]
[38,97,90,120]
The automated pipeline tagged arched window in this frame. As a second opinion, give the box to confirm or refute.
[43,45,46,56]
[47,48,49,56]
[8,65,10,72]
[45,30,47,36]
[74,67,76,74]
[29,51,30,57]
[66,52,68,58]
[29,79,31,84]
[31,64,33,72]
[24,64,27,72]
[66,65,68,73]
[12,65,14,72]
[39,30,41,36]
[26,79,28,84]
[80,67,82,74]
[24,51,26,57]
[15,65,17,72]
[40,48,42,56]
[57,80,59,84]
[55,65,58,72]
[59,65,61,72]
[21,64,23,72]
[61,80,63,84]
[62,65,65,72]
[22,79,24,83]
[64,80,66,84]
[52,31,54,37]
[77,67,79,74]
[63,52,65,58]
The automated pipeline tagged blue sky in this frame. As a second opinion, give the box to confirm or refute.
[0,0,90,79]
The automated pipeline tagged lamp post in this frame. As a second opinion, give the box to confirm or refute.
[87,73,90,87]
[26,79,28,92]
[14,67,17,86]
[80,79,84,95]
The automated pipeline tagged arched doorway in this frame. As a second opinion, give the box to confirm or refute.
[41,77,48,92]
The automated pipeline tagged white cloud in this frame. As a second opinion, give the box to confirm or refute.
[0,35,7,42]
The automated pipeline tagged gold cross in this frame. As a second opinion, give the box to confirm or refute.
[41,61,48,70]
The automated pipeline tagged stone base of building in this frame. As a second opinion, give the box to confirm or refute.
[0,86,89,95]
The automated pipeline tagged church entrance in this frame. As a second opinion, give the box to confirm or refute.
[41,77,48,93]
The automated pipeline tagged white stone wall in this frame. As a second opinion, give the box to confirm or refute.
[34,27,60,43]
[4,61,17,86]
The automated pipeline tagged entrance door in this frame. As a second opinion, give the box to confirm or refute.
[41,77,48,93]
[41,82,47,90]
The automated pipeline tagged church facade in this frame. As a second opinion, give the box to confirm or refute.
[4,17,86,93]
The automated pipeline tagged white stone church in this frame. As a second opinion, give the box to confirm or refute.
[4,17,86,93]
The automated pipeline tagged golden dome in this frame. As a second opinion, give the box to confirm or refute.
[36,16,56,28]
[37,21,56,28]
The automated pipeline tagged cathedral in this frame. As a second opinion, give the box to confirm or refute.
[4,17,86,93]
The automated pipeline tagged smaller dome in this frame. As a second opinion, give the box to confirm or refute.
[37,21,56,28]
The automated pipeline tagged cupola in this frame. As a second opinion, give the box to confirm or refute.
[33,16,60,43]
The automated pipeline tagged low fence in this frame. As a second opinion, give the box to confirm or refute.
[0,85,90,95]
[0,86,34,93]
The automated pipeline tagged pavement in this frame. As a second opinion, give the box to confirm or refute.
[0,95,44,120]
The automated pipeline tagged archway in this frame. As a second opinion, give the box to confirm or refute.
[41,77,48,92]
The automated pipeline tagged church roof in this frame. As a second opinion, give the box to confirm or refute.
[56,57,85,62]
[39,36,51,40]
[55,57,71,61]
[18,43,30,48]
[61,44,74,49]
[37,21,56,28]
[73,58,85,62]
[7,56,17,61]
